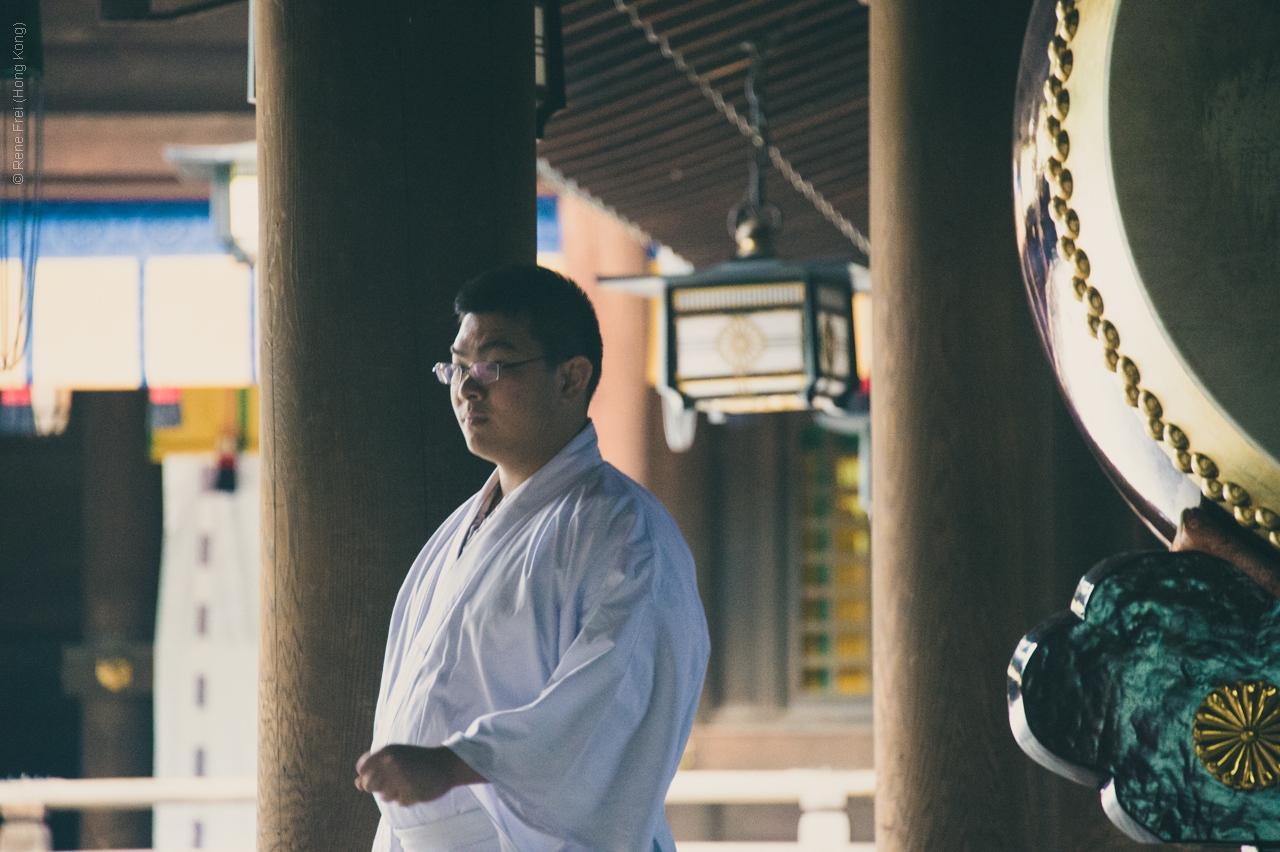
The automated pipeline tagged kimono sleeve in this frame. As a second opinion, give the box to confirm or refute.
[442,506,708,851]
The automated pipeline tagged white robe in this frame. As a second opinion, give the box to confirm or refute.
[370,424,709,852]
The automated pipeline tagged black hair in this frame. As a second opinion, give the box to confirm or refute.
[454,264,603,402]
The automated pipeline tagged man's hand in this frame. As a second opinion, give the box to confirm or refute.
[353,745,487,806]
[1173,506,1280,599]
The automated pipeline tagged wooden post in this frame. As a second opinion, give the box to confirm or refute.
[555,192,652,484]
[255,3,535,850]
[870,3,1156,850]
[77,390,161,850]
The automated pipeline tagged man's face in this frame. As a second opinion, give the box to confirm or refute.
[448,312,562,471]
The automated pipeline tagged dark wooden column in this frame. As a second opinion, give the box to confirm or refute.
[256,3,535,851]
[78,390,162,850]
[869,3,1157,851]
[707,415,794,714]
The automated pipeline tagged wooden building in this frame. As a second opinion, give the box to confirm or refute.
[0,1,1155,850]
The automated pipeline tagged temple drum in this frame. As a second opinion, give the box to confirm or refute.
[1014,0,1280,550]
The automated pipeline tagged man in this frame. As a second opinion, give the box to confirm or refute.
[354,265,709,852]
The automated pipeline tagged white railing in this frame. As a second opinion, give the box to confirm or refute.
[667,769,875,851]
[0,770,875,852]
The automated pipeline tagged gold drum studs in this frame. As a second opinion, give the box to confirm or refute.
[1056,168,1074,198]
[1193,680,1280,792]
[1034,0,1280,550]
[1164,423,1189,451]
[1139,391,1162,419]
[1191,453,1219,480]
[1056,7,1079,39]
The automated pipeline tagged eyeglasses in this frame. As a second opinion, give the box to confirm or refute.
[433,356,547,386]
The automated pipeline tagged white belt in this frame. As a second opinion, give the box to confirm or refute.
[393,806,499,852]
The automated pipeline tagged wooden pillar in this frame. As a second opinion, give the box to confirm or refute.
[554,192,652,484]
[255,3,535,851]
[707,415,794,715]
[869,0,1042,838]
[78,390,161,849]
[868,2,1159,850]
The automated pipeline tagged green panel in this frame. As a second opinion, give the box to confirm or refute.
[1018,551,1280,844]
[803,633,830,655]
[807,494,831,518]
[802,667,830,691]
[802,599,830,621]
[804,563,830,586]
[802,530,830,552]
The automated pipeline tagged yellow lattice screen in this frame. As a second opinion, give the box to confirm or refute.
[798,425,871,697]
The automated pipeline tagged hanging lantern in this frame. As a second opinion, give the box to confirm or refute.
[164,141,258,266]
[534,0,565,139]
[650,257,863,449]
[602,43,869,451]
[665,261,858,413]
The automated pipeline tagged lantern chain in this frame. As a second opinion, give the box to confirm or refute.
[610,0,870,256]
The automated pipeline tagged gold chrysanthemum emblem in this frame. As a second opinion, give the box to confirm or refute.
[1192,680,1280,791]
[716,315,767,375]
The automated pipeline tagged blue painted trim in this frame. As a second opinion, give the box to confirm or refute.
[536,195,560,254]
[38,200,222,258]
[4,201,268,390]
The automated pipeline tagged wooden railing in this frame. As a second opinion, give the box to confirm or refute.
[0,769,875,851]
